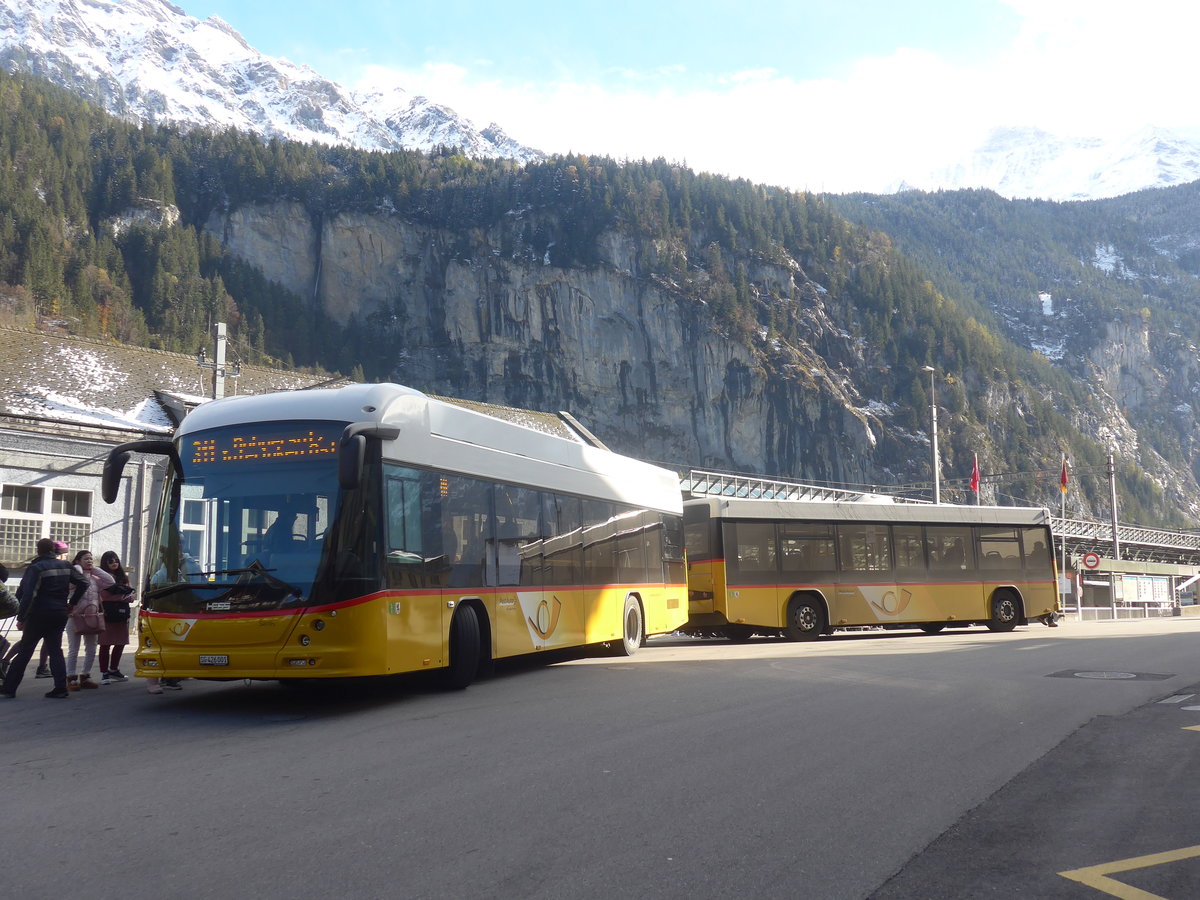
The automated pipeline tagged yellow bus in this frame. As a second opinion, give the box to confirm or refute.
[683,496,1059,640]
[102,383,687,688]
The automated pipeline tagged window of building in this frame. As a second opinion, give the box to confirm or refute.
[51,489,91,518]
[0,484,94,566]
[2,484,43,514]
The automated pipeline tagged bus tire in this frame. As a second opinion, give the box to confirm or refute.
[986,591,1020,633]
[614,595,644,657]
[920,623,946,635]
[784,595,824,642]
[445,604,481,689]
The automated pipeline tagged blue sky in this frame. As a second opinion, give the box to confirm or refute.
[178,0,1199,193]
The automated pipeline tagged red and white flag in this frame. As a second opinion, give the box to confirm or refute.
[969,454,980,494]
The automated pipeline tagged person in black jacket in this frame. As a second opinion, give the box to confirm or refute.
[1,538,89,699]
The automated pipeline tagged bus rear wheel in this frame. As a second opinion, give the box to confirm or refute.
[784,596,824,642]
[986,592,1020,633]
[613,595,644,657]
[445,604,481,689]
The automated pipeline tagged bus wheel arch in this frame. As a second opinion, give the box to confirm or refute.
[784,592,826,641]
[986,589,1022,633]
[445,601,485,689]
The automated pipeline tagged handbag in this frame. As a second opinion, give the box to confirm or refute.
[102,598,131,623]
[71,594,106,635]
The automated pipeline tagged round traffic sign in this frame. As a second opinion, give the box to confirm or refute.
[1083,552,1101,569]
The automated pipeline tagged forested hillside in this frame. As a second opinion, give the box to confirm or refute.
[0,68,1187,526]
[827,187,1200,522]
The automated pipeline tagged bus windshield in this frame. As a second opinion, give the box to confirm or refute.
[144,420,367,614]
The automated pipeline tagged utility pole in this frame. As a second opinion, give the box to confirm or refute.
[921,366,940,504]
[197,322,240,400]
[1108,454,1121,561]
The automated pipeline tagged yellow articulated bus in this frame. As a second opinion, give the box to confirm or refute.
[682,496,1060,641]
[102,383,687,688]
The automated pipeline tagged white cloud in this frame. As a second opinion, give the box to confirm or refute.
[354,0,1200,194]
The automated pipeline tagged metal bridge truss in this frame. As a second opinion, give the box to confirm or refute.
[680,469,925,504]
[1050,517,1200,566]
[682,470,1200,567]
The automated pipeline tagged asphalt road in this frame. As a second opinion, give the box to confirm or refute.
[4,618,1200,899]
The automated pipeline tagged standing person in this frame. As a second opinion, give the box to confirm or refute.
[1,538,88,699]
[97,551,134,683]
[65,550,113,691]
[31,541,70,678]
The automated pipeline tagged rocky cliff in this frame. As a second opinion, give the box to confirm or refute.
[205,201,909,486]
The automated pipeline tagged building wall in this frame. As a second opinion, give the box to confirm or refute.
[0,423,166,588]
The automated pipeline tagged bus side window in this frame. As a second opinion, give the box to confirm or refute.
[1021,527,1052,569]
[979,527,1021,570]
[732,522,776,575]
[779,523,835,574]
[893,524,926,573]
[926,527,974,571]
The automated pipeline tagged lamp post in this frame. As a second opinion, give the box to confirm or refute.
[921,365,941,504]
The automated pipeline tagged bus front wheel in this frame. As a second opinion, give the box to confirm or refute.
[784,596,824,642]
[986,592,1020,633]
[446,604,481,689]
[613,595,644,657]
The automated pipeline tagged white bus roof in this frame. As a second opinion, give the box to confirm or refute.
[176,383,682,514]
[686,495,1050,527]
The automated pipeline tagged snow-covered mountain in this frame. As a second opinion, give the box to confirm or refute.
[895,126,1200,201]
[0,0,543,162]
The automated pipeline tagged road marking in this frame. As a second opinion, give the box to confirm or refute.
[1060,844,1200,899]
[1179,706,1200,712]
[1157,694,1194,704]
[1184,725,1200,733]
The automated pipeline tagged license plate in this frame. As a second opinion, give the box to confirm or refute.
[199,655,229,666]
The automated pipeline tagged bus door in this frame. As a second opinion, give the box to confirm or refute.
[724,520,780,626]
[925,525,983,619]
[490,485,564,654]
[835,522,900,626]
[383,467,447,671]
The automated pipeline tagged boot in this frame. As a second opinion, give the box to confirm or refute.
[78,674,99,689]
[67,675,80,691]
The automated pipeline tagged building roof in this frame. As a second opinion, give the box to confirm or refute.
[0,325,591,444]
[0,325,333,436]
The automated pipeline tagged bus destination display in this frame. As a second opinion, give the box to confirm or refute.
[189,423,342,467]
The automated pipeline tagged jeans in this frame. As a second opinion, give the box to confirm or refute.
[1,610,68,695]
[65,619,97,677]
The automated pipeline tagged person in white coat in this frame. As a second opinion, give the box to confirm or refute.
[66,550,113,690]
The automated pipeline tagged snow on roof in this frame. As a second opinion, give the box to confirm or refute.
[0,325,330,436]
[0,326,582,443]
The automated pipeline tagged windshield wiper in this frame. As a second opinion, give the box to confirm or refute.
[189,566,279,577]
[143,581,228,600]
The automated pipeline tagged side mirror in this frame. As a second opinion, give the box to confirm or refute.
[102,451,131,504]
[339,434,366,491]
[101,439,181,504]
[338,423,400,491]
